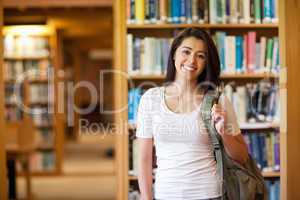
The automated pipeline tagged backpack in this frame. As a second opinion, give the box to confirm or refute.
[200,90,268,200]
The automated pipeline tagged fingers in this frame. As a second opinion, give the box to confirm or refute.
[211,104,226,122]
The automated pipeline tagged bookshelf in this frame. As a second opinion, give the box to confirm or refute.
[113,0,300,200]
[0,0,8,198]
[2,25,64,175]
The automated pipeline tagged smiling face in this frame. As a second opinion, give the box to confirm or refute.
[173,36,207,82]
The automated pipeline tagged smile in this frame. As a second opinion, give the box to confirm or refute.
[181,65,197,71]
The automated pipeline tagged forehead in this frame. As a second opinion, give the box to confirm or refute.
[178,37,206,51]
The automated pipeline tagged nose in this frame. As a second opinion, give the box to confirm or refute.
[187,53,197,65]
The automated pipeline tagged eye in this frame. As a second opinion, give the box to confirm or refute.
[197,54,206,60]
[182,49,190,55]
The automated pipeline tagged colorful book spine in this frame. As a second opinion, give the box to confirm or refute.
[254,0,262,23]
[180,0,187,23]
[236,36,243,73]
[135,0,145,24]
[247,31,257,73]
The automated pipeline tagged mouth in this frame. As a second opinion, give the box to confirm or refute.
[181,64,197,72]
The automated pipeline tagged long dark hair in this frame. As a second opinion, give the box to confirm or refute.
[165,28,220,90]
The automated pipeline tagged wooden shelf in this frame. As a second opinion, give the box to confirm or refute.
[262,171,280,178]
[36,144,54,151]
[129,73,278,80]
[29,79,49,84]
[29,102,50,106]
[17,171,58,176]
[3,0,112,8]
[220,73,278,79]
[5,102,20,107]
[4,55,50,60]
[128,175,138,181]
[240,122,280,130]
[127,23,279,30]
[35,125,53,129]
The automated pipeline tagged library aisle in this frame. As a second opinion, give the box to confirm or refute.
[16,131,116,200]
[1,2,117,200]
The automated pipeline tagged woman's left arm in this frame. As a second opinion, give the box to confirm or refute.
[211,96,249,165]
[219,132,249,165]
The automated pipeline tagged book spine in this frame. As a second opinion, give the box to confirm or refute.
[185,0,193,23]
[243,0,251,23]
[259,37,266,72]
[271,37,279,72]
[254,0,262,23]
[149,0,156,23]
[179,0,187,23]
[230,0,238,23]
[263,0,271,23]
[274,132,280,171]
[265,38,274,71]
[145,0,150,23]
[225,36,236,73]
[255,43,261,72]
[247,31,256,73]
[160,0,168,23]
[135,0,145,24]
[209,0,217,23]
[192,0,199,22]
[236,36,243,73]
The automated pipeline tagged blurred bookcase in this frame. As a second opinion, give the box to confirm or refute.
[2,25,64,175]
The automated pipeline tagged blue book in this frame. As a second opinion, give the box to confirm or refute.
[172,0,181,23]
[185,0,192,23]
[263,0,272,23]
[270,0,274,19]
[236,36,243,73]
[149,0,156,23]
[179,0,187,23]
[259,134,268,169]
[270,181,276,200]
[128,89,134,124]
[133,88,142,124]
[275,180,280,200]
[251,134,262,169]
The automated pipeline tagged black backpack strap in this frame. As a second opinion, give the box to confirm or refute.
[200,91,225,198]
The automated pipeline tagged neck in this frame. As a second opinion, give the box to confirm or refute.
[172,78,199,96]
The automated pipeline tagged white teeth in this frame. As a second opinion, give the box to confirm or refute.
[182,65,196,71]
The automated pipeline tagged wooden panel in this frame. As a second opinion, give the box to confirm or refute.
[0,0,8,198]
[5,8,113,38]
[113,0,128,200]
[4,0,112,8]
[279,0,300,199]
[51,29,65,174]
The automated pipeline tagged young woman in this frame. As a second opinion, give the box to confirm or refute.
[136,28,249,200]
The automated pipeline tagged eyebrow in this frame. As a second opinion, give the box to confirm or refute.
[181,46,206,53]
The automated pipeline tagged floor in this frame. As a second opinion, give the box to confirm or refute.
[17,132,117,200]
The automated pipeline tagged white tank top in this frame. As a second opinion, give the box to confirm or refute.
[136,87,240,200]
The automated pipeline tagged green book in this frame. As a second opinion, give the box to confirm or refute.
[266,38,274,71]
[254,0,262,24]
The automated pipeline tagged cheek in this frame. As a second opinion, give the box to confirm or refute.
[174,55,185,69]
[196,61,206,73]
